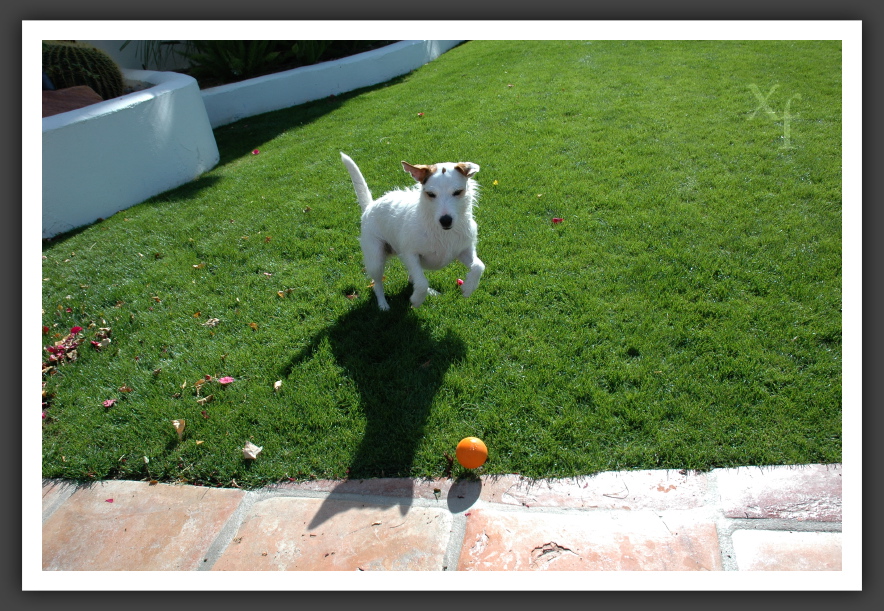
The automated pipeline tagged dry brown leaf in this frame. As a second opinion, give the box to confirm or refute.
[242,441,263,460]
[172,419,186,440]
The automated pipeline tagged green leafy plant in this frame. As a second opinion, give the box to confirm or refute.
[180,41,296,86]
[179,41,397,88]
[290,41,333,65]
[119,40,195,70]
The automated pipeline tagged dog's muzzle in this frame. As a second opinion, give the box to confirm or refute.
[439,215,453,230]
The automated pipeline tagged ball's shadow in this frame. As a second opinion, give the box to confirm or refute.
[446,476,482,513]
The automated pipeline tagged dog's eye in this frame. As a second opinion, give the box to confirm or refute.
[453,189,464,196]
[426,192,437,199]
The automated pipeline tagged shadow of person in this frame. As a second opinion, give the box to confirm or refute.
[281,288,467,529]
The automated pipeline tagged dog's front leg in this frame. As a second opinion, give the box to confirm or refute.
[400,254,431,308]
[458,250,485,298]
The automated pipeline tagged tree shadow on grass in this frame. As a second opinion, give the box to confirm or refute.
[281,288,466,528]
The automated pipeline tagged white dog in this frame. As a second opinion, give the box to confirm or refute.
[340,152,484,311]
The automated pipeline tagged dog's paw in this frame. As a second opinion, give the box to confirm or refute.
[426,288,440,297]
[377,298,391,311]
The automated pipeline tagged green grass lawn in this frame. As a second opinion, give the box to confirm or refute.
[41,40,842,488]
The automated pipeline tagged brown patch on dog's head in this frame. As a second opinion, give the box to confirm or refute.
[455,162,480,178]
[402,161,436,184]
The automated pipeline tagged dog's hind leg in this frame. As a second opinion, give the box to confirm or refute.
[362,239,391,311]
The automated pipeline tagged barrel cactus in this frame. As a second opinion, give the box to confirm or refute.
[42,41,125,100]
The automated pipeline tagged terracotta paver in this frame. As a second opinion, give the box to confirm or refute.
[716,464,842,521]
[42,479,77,521]
[731,530,842,571]
[42,480,245,571]
[480,470,708,510]
[212,496,453,571]
[273,477,455,501]
[458,509,722,571]
[39,464,845,573]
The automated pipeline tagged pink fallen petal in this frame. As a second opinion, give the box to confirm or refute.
[457,278,464,286]
[103,399,116,408]
[70,326,83,334]
[251,149,260,155]
[105,499,114,503]
[219,376,234,385]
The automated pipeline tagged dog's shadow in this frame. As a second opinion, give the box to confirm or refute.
[281,289,466,528]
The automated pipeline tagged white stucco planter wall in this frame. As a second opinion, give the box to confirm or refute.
[201,40,463,128]
[42,69,219,239]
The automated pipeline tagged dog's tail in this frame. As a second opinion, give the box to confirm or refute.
[340,152,373,211]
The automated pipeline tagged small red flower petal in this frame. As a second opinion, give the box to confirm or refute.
[457,278,464,286]
[105,499,114,503]
[219,376,234,385]
[552,217,564,224]
[70,326,83,334]
[251,149,260,155]
[43,326,50,334]
[103,399,116,408]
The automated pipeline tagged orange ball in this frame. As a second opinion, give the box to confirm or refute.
[456,437,488,469]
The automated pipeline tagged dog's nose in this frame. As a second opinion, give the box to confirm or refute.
[439,215,453,229]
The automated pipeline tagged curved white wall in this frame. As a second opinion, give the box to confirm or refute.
[201,40,463,128]
[42,69,220,239]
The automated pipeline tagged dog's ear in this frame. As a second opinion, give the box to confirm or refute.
[455,162,480,178]
[402,161,435,184]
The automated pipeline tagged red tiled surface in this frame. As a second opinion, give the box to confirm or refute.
[42,480,245,571]
[458,509,722,571]
[480,470,708,511]
[731,530,842,571]
[211,497,452,571]
[716,464,842,521]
